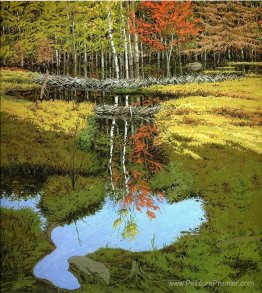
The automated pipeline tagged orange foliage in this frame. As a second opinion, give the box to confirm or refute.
[121,123,164,219]
[129,1,198,51]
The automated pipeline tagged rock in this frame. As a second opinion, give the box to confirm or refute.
[68,256,110,285]
[184,62,203,72]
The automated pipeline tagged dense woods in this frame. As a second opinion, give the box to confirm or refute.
[1,1,261,78]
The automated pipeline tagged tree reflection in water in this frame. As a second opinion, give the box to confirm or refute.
[99,114,166,241]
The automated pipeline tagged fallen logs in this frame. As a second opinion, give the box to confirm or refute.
[94,105,160,118]
[34,74,243,91]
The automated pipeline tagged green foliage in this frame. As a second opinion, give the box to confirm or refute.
[78,115,97,151]
[41,175,106,225]
[150,162,196,202]
[0,208,51,281]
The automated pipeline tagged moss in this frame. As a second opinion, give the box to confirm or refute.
[40,175,106,225]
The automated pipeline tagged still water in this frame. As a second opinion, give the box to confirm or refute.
[1,192,205,290]
[1,89,206,290]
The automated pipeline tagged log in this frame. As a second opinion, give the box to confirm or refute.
[95,105,160,118]
[34,73,243,91]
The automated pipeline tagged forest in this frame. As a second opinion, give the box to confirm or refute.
[0,1,262,293]
[1,1,261,78]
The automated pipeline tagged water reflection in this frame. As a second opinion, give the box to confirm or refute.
[2,90,206,290]
[0,194,46,228]
[34,196,205,290]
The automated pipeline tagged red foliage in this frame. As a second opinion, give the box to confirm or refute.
[121,123,164,219]
[129,0,198,51]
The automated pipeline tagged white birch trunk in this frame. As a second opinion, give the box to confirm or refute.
[83,44,87,78]
[109,119,116,191]
[120,1,129,79]
[122,119,129,192]
[107,6,120,79]
[101,50,105,79]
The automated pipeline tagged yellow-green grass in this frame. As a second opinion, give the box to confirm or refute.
[203,70,242,75]
[227,61,262,67]
[1,96,94,135]
[148,77,262,158]
[1,113,100,174]
[0,68,40,91]
[143,77,262,99]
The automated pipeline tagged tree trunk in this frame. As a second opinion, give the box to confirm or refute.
[157,52,161,75]
[134,34,140,78]
[84,44,88,78]
[122,118,128,192]
[101,50,105,79]
[120,1,129,79]
[109,119,116,192]
[107,6,120,79]
[140,42,144,79]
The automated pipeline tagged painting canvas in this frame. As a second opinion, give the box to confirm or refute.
[0,1,261,292]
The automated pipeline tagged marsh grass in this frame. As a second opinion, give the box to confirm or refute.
[152,77,262,158]
[1,96,94,135]
[0,208,51,281]
[143,77,262,100]
[84,146,261,292]
[0,68,40,91]
[1,113,100,174]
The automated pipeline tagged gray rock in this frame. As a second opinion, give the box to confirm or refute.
[68,256,110,285]
[184,62,203,72]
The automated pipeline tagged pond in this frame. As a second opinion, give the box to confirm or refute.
[1,88,206,290]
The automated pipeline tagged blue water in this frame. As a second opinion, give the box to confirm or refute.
[0,194,46,227]
[33,196,205,290]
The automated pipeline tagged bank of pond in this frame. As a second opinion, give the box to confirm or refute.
[0,71,261,292]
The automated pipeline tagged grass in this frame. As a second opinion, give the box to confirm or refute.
[227,62,262,67]
[0,68,40,91]
[40,175,106,225]
[1,96,94,135]
[74,77,262,292]
[0,69,98,174]
[143,76,262,99]
[1,69,261,292]
[148,77,262,159]
[1,112,100,175]
[0,208,51,283]
[83,145,262,292]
